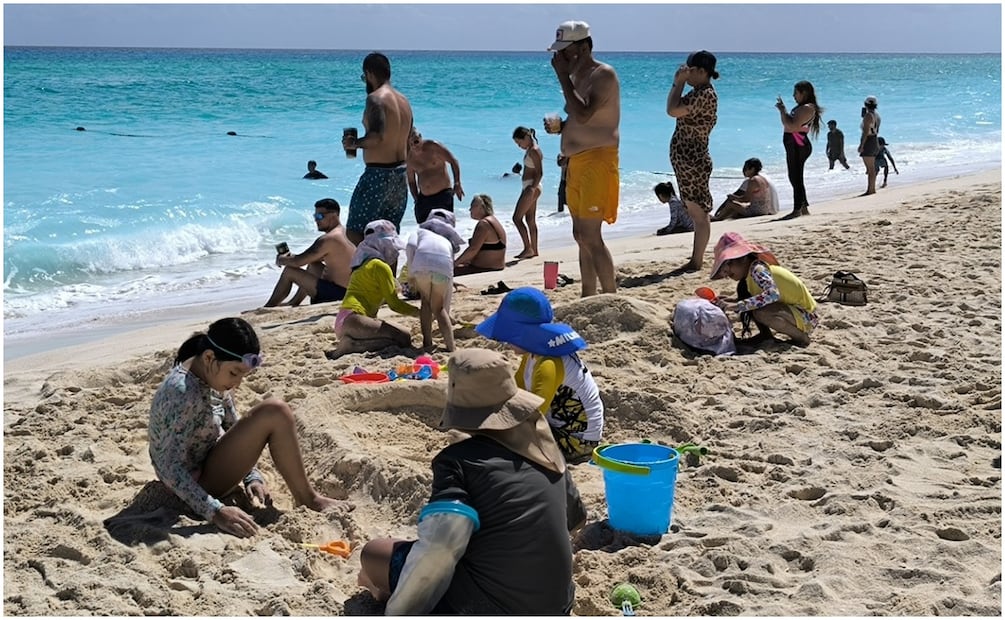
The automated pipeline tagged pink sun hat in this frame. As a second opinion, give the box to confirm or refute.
[709,232,778,280]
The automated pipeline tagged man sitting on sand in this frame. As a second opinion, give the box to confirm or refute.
[264,198,355,307]
[406,127,465,224]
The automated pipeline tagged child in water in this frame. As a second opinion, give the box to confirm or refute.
[708,232,818,346]
[476,287,604,460]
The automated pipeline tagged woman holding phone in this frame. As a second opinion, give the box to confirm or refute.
[776,81,823,220]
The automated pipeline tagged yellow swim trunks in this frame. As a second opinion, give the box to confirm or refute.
[567,146,619,224]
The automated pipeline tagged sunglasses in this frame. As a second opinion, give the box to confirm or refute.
[314,212,328,221]
[206,335,263,369]
[360,73,366,82]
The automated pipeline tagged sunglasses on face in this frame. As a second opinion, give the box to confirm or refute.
[314,212,328,221]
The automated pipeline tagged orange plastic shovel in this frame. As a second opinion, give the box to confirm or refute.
[301,539,352,558]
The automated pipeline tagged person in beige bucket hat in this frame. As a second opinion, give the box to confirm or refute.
[356,348,587,615]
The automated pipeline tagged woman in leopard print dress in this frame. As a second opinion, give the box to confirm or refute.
[666,50,719,273]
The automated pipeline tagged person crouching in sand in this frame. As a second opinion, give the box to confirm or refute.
[476,286,604,461]
[356,348,586,615]
[708,232,818,346]
[329,220,419,359]
[148,317,350,538]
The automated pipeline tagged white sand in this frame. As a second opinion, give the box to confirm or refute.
[3,170,1001,615]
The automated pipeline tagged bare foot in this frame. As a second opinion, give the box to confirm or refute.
[309,495,356,513]
[859,190,876,197]
[669,261,701,276]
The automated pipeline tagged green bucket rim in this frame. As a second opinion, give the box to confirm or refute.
[592,443,679,476]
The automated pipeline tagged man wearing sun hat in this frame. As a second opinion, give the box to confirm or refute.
[546,20,621,297]
[356,348,587,615]
[476,286,605,460]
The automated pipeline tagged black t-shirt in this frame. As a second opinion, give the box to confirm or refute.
[303,170,328,179]
[429,435,586,615]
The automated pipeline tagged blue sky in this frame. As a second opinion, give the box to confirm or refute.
[3,2,1001,53]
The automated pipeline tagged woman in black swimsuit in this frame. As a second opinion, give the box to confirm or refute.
[454,194,508,276]
[858,95,882,196]
[776,80,823,219]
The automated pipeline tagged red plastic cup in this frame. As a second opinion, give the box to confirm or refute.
[543,261,559,289]
[695,287,718,302]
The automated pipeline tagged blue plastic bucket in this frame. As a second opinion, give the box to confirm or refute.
[593,443,679,536]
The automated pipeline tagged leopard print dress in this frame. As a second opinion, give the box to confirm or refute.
[670,83,718,212]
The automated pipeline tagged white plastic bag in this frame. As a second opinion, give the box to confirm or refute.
[672,298,736,356]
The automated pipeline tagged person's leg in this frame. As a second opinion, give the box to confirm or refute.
[796,141,812,215]
[381,167,409,233]
[841,156,850,170]
[681,201,711,271]
[418,296,433,350]
[880,164,889,188]
[428,279,454,352]
[828,156,835,170]
[346,170,373,246]
[265,267,319,307]
[862,156,877,195]
[357,538,409,602]
[288,263,325,306]
[512,187,535,258]
[199,399,346,511]
[572,216,615,296]
[526,187,540,256]
[783,140,803,217]
[570,216,597,296]
[335,313,412,357]
[712,198,744,221]
[751,304,810,346]
[409,272,433,348]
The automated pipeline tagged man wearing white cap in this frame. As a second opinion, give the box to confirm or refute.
[545,20,621,297]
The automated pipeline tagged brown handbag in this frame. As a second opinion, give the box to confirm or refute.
[824,271,868,305]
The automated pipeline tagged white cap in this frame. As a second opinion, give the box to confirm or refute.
[864,95,878,106]
[548,21,591,51]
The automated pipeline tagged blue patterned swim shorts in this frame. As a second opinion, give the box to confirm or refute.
[347,163,408,235]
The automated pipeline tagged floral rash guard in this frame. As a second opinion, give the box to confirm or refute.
[735,260,819,332]
[148,365,263,520]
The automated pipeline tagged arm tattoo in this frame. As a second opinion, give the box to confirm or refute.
[365,99,386,135]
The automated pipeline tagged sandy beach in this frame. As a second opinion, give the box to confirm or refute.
[3,169,1001,616]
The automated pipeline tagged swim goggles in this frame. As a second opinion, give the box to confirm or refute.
[206,335,263,369]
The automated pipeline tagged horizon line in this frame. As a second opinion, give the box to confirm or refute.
[5,45,1000,56]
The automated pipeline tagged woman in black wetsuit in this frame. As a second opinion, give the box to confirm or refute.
[776,80,823,219]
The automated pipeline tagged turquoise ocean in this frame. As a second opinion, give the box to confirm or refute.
[3,48,1001,348]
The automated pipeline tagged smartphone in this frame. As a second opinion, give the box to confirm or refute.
[275,242,290,255]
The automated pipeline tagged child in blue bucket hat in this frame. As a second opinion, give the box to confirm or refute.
[476,287,604,461]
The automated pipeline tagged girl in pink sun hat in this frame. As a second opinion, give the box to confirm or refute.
[708,232,818,346]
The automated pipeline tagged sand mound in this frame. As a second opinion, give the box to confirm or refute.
[4,175,1001,616]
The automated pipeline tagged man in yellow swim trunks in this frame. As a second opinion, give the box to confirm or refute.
[546,20,620,297]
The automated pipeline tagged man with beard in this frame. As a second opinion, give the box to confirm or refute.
[405,127,465,224]
[342,52,414,245]
[546,21,620,297]
[264,198,355,307]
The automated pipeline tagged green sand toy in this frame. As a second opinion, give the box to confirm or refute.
[610,583,641,615]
